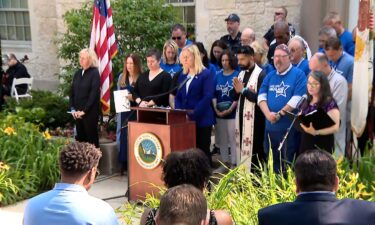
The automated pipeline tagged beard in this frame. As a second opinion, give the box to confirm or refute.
[239,63,251,70]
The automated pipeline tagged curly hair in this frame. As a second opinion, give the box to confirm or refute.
[162,149,211,190]
[59,142,102,176]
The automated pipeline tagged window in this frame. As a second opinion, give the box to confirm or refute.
[0,0,31,41]
[166,0,195,40]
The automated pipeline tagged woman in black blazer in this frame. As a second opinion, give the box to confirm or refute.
[69,48,100,147]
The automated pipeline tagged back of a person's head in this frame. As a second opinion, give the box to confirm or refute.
[59,142,102,177]
[294,149,337,192]
[157,184,207,225]
[162,149,211,190]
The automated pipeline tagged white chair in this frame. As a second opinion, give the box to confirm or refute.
[10,77,33,103]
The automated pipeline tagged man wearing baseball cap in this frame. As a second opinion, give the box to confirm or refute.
[220,13,242,53]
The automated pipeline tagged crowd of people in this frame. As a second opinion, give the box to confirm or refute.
[22,5,375,225]
[65,7,374,174]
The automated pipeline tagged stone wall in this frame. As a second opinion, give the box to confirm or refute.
[2,0,89,91]
[196,0,303,51]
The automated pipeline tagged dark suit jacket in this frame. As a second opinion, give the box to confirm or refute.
[258,192,375,225]
[175,68,215,128]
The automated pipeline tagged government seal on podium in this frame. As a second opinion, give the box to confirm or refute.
[134,132,163,170]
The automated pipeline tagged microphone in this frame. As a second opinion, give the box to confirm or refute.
[141,76,191,103]
[295,94,307,110]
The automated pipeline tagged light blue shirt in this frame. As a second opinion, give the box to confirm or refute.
[24,183,119,225]
[331,51,354,84]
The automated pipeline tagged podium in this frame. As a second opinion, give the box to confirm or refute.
[128,107,196,201]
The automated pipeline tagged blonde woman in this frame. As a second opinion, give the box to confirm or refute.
[175,45,215,165]
[69,48,100,147]
[160,39,182,77]
[251,40,275,75]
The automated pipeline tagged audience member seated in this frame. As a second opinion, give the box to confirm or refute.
[140,149,233,225]
[155,184,208,225]
[23,142,119,225]
[258,149,375,225]
[2,53,30,101]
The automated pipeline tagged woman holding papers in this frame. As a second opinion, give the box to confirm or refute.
[175,44,215,165]
[69,48,100,147]
[116,54,142,174]
[298,71,340,154]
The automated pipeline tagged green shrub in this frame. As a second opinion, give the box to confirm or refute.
[5,90,73,129]
[56,0,179,96]
[117,153,375,225]
[0,114,66,206]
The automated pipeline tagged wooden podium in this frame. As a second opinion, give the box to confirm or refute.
[128,107,196,201]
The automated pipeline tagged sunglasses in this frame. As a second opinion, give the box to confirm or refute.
[172,36,182,40]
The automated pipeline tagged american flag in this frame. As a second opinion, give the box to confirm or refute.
[90,0,117,115]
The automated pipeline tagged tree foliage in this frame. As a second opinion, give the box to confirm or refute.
[56,0,179,96]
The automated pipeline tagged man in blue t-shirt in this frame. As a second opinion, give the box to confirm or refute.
[258,44,307,173]
[323,12,355,56]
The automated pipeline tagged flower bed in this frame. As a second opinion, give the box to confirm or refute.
[0,114,66,206]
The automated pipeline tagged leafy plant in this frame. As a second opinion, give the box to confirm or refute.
[5,90,73,129]
[0,114,66,206]
[55,0,179,96]
[117,153,375,224]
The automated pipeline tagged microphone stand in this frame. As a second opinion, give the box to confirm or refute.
[277,113,298,152]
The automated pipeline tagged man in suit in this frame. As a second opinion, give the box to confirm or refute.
[258,149,375,225]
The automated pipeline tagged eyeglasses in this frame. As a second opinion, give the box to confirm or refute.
[307,82,320,88]
[172,36,182,40]
[274,55,289,59]
[275,12,284,16]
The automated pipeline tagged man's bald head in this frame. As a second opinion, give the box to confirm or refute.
[274,21,290,45]
[241,27,256,46]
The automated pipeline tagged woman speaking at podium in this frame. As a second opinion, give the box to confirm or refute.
[298,71,340,154]
[175,44,215,165]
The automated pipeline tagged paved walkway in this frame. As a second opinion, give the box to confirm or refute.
[0,174,135,225]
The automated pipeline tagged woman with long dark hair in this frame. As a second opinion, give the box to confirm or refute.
[209,40,228,74]
[212,50,239,167]
[298,71,340,154]
[116,54,142,173]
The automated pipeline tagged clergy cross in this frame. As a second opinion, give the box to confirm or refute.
[235,129,240,138]
[244,111,252,120]
[243,137,251,146]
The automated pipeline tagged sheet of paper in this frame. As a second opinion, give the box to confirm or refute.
[114,90,130,113]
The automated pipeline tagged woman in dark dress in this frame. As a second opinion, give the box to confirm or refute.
[298,71,340,154]
[69,48,100,147]
[116,54,142,173]
[133,49,171,107]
